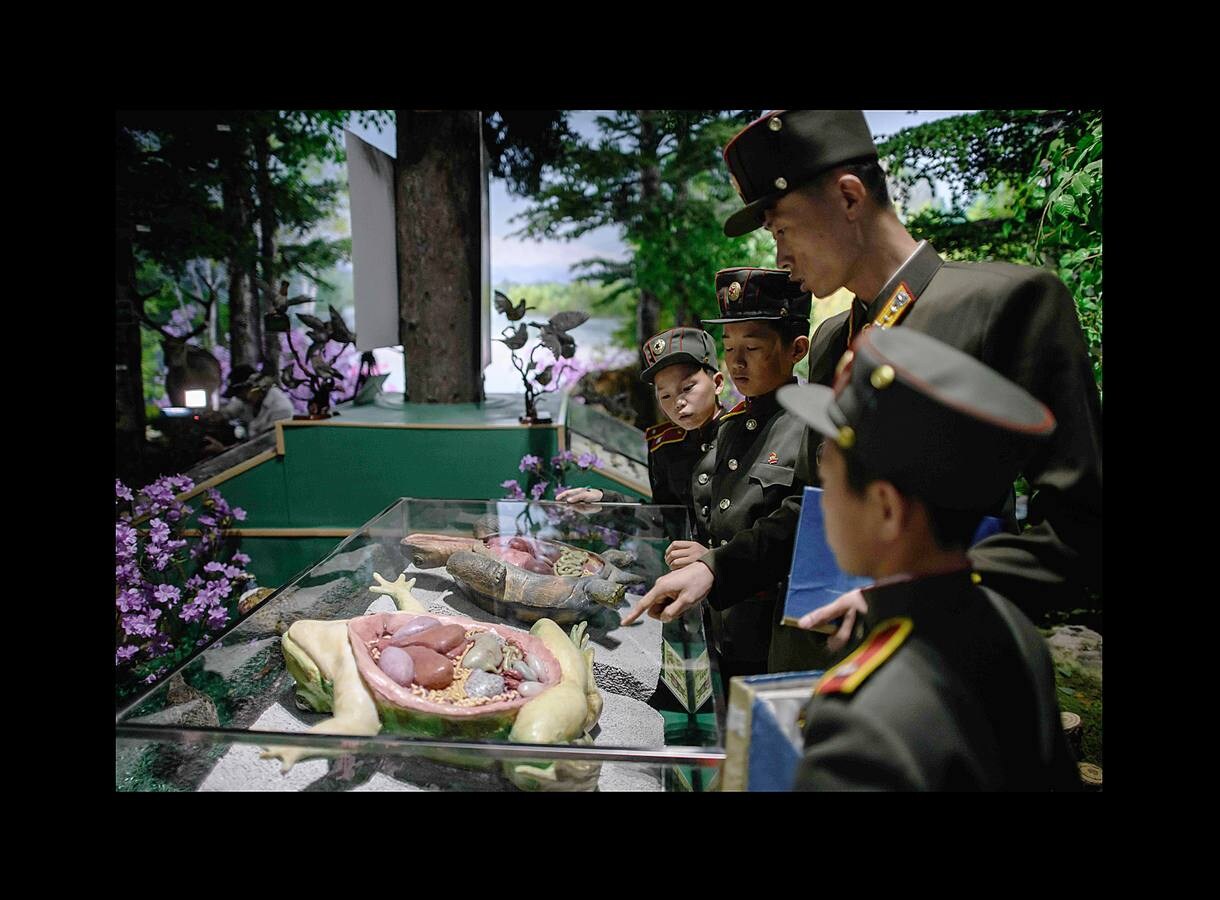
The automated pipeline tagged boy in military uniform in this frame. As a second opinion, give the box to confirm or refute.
[630,109,1102,639]
[624,268,816,680]
[779,326,1080,790]
[557,327,724,510]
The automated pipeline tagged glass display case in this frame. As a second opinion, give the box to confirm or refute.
[116,498,725,792]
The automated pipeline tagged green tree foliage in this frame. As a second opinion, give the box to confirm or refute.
[877,110,1102,391]
[509,110,774,343]
[118,111,392,411]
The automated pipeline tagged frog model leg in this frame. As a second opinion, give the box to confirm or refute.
[505,619,604,790]
[369,572,427,613]
[260,618,382,773]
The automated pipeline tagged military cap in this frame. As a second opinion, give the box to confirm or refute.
[702,267,812,325]
[777,327,1056,510]
[722,110,879,238]
[640,327,720,384]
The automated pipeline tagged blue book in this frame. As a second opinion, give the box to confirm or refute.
[781,487,1004,629]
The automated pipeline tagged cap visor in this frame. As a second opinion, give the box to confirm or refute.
[640,351,706,384]
[723,197,770,237]
[777,383,838,437]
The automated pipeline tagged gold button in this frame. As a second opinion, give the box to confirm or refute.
[701,443,708,452]
[721,539,730,546]
[727,281,742,302]
[835,350,854,378]
[728,459,738,470]
[652,338,666,355]
[698,473,709,485]
[870,365,895,390]
[769,117,783,132]
[719,498,731,510]
[971,572,982,585]
[836,426,856,449]
[774,177,788,190]
[746,419,757,431]
[702,506,709,516]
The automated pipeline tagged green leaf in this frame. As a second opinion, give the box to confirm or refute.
[1053,193,1077,218]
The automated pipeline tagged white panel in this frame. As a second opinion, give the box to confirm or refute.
[345,130,400,352]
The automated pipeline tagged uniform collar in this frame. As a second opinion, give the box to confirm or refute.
[865,241,945,323]
[689,404,724,443]
[745,379,797,419]
[859,566,976,630]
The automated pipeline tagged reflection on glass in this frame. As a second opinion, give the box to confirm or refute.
[117,499,723,792]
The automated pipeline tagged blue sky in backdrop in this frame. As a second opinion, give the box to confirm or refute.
[347,110,976,285]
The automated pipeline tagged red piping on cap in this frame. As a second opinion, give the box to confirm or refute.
[856,329,1056,435]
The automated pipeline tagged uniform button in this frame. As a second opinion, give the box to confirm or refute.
[721,539,730,546]
[702,506,709,516]
[719,498,731,510]
[698,473,709,485]
[746,419,757,431]
[700,443,708,452]
[728,459,738,470]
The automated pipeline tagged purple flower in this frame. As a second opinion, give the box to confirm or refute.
[576,452,601,470]
[121,613,158,638]
[197,514,217,527]
[554,484,568,495]
[500,479,525,501]
[115,480,133,502]
[204,561,227,574]
[115,523,138,560]
[179,599,207,623]
[519,454,542,473]
[207,607,230,630]
[115,561,141,587]
[149,518,170,545]
[153,584,181,606]
[149,634,174,655]
[116,645,138,664]
[551,451,576,466]
[185,575,205,591]
[530,481,547,501]
[224,565,244,579]
[232,507,247,522]
[151,550,173,572]
[143,668,166,684]
[232,551,251,566]
[117,588,146,614]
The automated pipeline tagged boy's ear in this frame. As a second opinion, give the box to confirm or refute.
[792,334,810,365]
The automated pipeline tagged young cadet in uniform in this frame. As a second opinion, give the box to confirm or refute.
[629,109,1102,637]
[624,268,813,680]
[557,327,724,510]
[780,326,1080,790]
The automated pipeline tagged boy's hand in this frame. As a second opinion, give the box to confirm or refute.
[621,561,715,625]
[664,540,710,569]
[796,588,869,651]
[555,487,604,504]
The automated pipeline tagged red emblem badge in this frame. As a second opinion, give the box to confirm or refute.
[767,452,779,465]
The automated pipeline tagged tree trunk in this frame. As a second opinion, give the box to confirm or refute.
[636,110,662,344]
[115,226,146,485]
[395,109,486,403]
[253,122,279,372]
[223,138,259,369]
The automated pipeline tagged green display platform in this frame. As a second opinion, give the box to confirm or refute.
[182,394,651,587]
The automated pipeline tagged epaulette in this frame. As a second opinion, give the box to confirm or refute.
[718,399,749,422]
[647,423,686,453]
[645,420,673,439]
[813,617,912,696]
